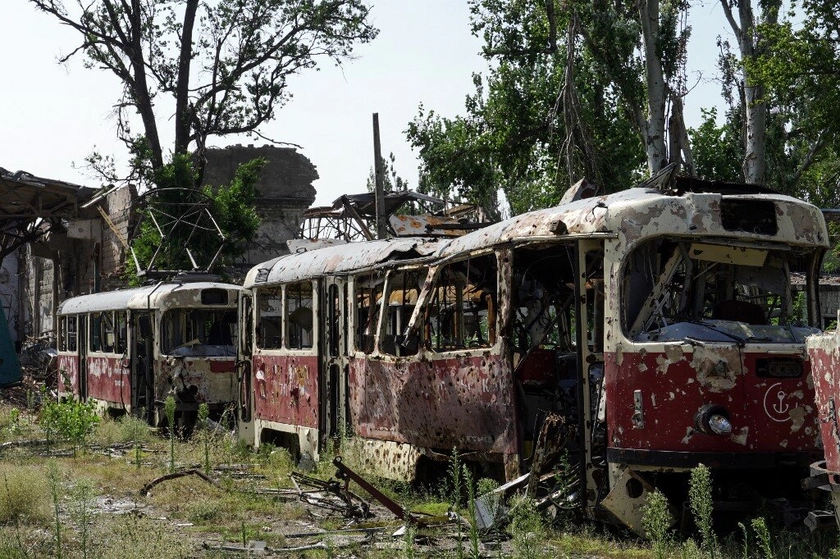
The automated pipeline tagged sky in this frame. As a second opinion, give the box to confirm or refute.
[1,1,732,207]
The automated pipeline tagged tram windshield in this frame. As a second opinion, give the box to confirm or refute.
[162,308,237,356]
[623,238,821,343]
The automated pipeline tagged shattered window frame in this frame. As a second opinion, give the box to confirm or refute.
[255,286,283,350]
[286,281,315,351]
[380,266,427,357]
[621,236,821,343]
[354,271,385,354]
[425,252,499,353]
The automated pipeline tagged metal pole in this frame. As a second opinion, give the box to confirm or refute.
[372,113,387,239]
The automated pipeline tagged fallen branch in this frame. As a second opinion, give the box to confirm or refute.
[141,468,218,496]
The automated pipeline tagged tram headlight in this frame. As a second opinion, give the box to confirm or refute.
[707,414,732,435]
[695,404,732,436]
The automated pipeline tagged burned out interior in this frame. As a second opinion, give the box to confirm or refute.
[623,237,822,343]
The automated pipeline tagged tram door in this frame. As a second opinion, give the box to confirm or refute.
[320,278,348,450]
[131,312,154,423]
[236,293,254,443]
[78,316,88,400]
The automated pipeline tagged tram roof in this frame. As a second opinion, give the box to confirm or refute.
[57,281,243,315]
[244,238,443,287]
[437,185,829,258]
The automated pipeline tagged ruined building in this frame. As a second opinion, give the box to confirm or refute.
[21,145,318,343]
[202,145,318,267]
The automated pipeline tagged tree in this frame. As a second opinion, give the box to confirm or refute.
[407,0,693,217]
[31,0,376,274]
[718,0,782,185]
[745,0,840,206]
[30,0,378,180]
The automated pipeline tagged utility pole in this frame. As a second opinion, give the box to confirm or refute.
[372,113,387,239]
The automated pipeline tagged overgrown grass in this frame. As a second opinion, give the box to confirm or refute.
[0,465,51,525]
[4,402,840,558]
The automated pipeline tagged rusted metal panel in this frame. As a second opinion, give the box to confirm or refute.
[86,355,130,406]
[348,352,518,457]
[605,348,817,455]
[157,355,237,407]
[807,328,840,473]
[243,238,442,288]
[389,214,475,237]
[57,353,79,398]
[253,353,319,429]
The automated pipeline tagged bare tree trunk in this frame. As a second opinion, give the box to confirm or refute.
[124,0,164,170]
[721,0,771,185]
[639,0,668,174]
[174,0,199,157]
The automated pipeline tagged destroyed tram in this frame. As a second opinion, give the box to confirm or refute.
[235,168,829,532]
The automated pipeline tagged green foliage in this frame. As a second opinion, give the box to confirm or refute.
[165,396,176,473]
[33,0,378,174]
[507,494,547,559]
[688,463,717,559]
[409,0,697,217]
[689,108,742,183]
[641,489,672,559]
[751,517,774,559]
[0,468,50,525]
[125,154,263,282]
[39,399,100,456]
[69,479,95,559]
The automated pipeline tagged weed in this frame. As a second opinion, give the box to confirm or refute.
[751,517,773,559]
[464,467,481,559]
[508,494,547,559]
[0,467,49,525]
[69,479,95,559]
[198,402,211,474]
[39,399,100,456]
[92,513,191,558]
[642,489,671,559]
[449,447,464,559]
[47,463,63,559]
[402,522,417,559]
[688,463,717,558]
[165,396,176,472]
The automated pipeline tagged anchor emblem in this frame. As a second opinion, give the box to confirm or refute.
[772,390,789,414]
[763,383,791,422]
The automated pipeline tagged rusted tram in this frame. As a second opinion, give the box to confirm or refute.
[804,319,840,526]
[57,278,244,428]
[237,172,828,531]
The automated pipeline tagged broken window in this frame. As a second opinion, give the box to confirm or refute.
[623,238,821,343]
[101,311,116,353]
[89,313,101,352]
[512,245,577,355]
[286,282,314,350]
[427,254,497,352]
[116,312,127,354]
[381,268,425,357]
[256,287,282,349]
[162,308,237,356]
[67,316,77,352]
[58,316,67,352]
[355,272,385,354]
